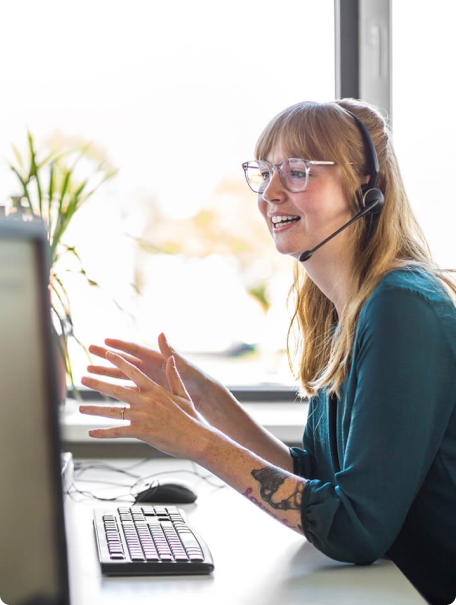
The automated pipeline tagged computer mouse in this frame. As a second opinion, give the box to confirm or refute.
[134,478,197,504]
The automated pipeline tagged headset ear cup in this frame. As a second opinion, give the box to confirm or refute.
[363,187,384,213]
[359,184,369,207]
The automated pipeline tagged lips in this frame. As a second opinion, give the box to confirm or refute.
[270,214,301,229]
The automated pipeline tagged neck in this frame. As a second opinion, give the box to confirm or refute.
[299,240,356,317]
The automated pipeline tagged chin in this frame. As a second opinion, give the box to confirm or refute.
[273,241,302,259]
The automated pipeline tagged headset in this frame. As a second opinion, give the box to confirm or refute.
[344,109,384,210]
[299,108,384,263]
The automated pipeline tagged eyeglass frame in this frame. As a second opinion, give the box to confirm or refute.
[242,158,336,194]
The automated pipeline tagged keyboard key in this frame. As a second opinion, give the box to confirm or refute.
[165,506,179,514]
[141,506,156,515]
[177,533,201,550]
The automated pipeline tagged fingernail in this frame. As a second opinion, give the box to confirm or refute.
[106,351,115,359]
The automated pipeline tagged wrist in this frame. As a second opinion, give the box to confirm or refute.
[192,422,220,466]
[196,378,233,421]
[197,374,223,405]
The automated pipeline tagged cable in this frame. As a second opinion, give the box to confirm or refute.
[66,481,136,504]
[66,459,227,505]
[73,458,150,479]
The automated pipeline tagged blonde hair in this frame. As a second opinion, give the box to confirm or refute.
[255,99,456,397]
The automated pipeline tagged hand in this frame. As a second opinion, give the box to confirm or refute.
[87,333,216,414]
[80,351,211,460]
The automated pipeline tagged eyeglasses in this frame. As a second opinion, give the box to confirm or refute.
[242,158,335,194]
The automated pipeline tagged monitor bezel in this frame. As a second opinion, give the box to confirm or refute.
[0,218,70,605]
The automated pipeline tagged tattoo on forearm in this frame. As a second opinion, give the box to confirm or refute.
[251,466,303,511]
[242,487,303,533]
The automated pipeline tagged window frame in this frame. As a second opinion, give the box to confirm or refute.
[335,0,392,123]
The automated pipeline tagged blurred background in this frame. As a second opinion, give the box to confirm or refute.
[0,0,455,388]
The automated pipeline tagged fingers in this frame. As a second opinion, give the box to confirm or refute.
[89,426,136,439]
[104,339,158,363]
[80,404,130,421]
[106,351,161,391]
[79,404,135,438]
[158,332,174,359]
[89,344,141,367]
[81,369,147,405]
[87,364,127,380]
[166,356,190,399]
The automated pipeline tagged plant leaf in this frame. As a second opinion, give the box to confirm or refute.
[51,304,81,398]
[51,271,72,312]
[9,165,34,214]
[51,167,72,257]
[47,161,55,237]
[130,235,169,255]
[28,131,43,215]
[11,144,24,172]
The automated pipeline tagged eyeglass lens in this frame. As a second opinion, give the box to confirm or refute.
[244,159,309,193]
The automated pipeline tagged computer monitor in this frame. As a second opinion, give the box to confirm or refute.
[0,219,70,605]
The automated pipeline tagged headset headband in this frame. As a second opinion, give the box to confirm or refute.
[343,109,380,191]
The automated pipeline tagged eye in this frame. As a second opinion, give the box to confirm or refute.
[260,170,271,181]
[289,170,307,179]
[284,159,308,181]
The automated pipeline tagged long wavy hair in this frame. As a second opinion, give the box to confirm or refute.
[255,99,456,397]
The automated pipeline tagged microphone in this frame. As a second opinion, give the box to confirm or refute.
[299,194,383,263]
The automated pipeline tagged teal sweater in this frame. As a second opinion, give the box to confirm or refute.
[290,269,456,605]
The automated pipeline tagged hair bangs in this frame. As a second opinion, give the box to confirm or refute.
[254,103,335,163]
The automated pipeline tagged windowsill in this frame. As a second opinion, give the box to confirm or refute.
[60,396,308,447]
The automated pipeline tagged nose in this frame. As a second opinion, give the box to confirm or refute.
[261,166,286,204]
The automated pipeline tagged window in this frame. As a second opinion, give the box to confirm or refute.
[392,2,456,269]
[0,0,335,389]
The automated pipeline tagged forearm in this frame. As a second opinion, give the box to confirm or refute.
[199,380,294,472]
[195,425,306,535]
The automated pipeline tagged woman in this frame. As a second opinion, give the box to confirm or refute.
[80,99,456,605]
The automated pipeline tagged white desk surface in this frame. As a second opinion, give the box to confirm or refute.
[65,458,426,605]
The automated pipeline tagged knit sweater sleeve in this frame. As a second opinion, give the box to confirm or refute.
[290,397,318,479]
[299,284,456,564]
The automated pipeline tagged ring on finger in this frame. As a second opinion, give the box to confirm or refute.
[120,407,127,421]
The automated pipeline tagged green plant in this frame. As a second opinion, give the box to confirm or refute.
[8,132,117,397]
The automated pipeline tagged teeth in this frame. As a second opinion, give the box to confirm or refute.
[271,215,299,225]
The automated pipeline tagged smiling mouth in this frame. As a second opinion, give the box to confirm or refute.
[271,215,301,229]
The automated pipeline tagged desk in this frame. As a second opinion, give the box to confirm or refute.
[65,458,426,605]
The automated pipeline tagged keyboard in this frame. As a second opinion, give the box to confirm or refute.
[93,505,214,575]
